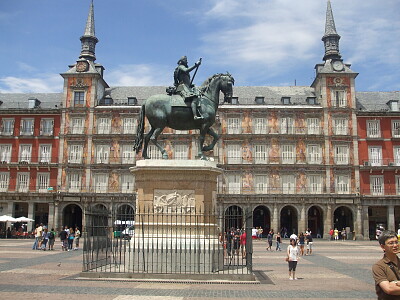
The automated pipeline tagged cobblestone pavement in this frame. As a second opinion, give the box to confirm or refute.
[0,238,380,299]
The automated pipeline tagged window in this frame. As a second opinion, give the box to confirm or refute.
[367,120,381,138]
[146,145,162,159]
[1,119,14,135]
[253,118,267,134]
[281,144,295,164]
[227,117,241,134]
[336,175,349,194]
[17,173,29,192]
[19,145,32,163]
[121,144,135,164]
[334,145,349,165]
[369,146,382,166]
[122,117,136,134]
[127,97,137,105]
[254,175,268,193]
[0,172,10,192]
[96,145,110,163]
[254,144,268,164]
[20,119,34,135]
[74,91,85,106]
[332,90,347,107]
[37,173,50,192]
[307,145,322,164]
[396,176,400,195]
[97,117,111,134]
[394,147,400,166]
[281,174,295,194]
[68,144,83,163]
[308,175,322,194]
[93,173,108,193]
[280,117,294,134]
[68,173,82,192]
[307,118,320,135]
[40,119,54,135]
[334,118,348,135]
[392,120,400,138]
[226,174,241,194]
[39,144,52,163]
[71,118,84,134]
[227,144,242,164]
[370,176,384,195]
[0,145,12,163]
[121,174,134,193]
[174,144,188,160]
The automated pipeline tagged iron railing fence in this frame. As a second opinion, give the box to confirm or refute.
[83,205,253,277]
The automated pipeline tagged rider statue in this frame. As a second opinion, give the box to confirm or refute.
[173,56,203,120]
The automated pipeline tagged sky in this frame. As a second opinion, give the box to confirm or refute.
[0,0,399,93]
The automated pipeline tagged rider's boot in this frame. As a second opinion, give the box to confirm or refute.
[192,102,203,120]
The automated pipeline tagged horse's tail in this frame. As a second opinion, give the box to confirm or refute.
[133,104,145,153]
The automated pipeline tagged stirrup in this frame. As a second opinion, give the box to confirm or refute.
[194,116,204,120]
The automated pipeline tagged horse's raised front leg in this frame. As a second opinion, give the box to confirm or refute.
[202,127,219,152]
[151,127,168,159]
[197,127,207,160]
[142,127,155,159]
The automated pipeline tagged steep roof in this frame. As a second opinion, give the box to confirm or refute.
[0,93,62,111]
[356,91,400,112]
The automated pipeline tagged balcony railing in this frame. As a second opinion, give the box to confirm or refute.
[223,155,330,165]
[226,125,323,135]
[361,188,399,196]
[360,159,400,167]
[218,186,331,195]
[0,156,59,164]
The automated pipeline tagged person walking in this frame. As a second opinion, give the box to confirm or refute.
[48,228,56,250]
[276,232,282,251]
[41,228,49,250]
[74,227,81,250]
[67,227,75,251]
[306,234,313,255]
[240,230,246,258]
[266,230,273,251]
[334,228,339,240]
[298,232,305,256]
[59,227,68,251]
[287,238,300,280]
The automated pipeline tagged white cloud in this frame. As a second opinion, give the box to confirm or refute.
[0,74,62,93]
[107,64,171,86]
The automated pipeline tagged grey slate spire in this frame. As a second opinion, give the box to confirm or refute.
[79,0,98,61]
[322,0,341,61]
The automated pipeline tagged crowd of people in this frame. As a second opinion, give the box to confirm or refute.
[32,223,81,251]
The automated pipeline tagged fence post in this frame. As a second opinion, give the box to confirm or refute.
[245,207,253,272]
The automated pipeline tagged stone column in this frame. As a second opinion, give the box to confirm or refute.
[54,202,60,231]
[323,204,332,240]
[362,205,370,240]
[48,203,55,230]
[299,204,306,234]
[28,202,35,231]
[355,205,364,240]
[388,205,395,231]
[271,203,279,233]
[5,201,14,216]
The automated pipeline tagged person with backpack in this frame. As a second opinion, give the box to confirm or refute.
[41,228,49,251]
[48,228,56,250]
[59,227,68,251]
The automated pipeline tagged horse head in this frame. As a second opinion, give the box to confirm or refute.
[201,73,234,104]
[220,73,234,102]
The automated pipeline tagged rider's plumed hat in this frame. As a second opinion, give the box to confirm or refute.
[177,56,187,64]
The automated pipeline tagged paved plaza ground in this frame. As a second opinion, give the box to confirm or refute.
[0,238,379,299]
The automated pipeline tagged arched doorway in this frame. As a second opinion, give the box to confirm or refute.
[280,205,298,236]
[90,204,108,236]
[116,204,135,221]
[307,205,323,238]
[224,205,243,231]
[369,206,388,240]
[253,205,270,237]
[333,206,354,233]
[63,204,83,230]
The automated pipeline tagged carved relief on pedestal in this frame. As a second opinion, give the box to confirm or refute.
[153,189,195,213]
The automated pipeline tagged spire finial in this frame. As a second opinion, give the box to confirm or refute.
[79,0,98,61]
[322,0,341,61]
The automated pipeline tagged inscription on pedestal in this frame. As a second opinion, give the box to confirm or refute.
[154,189,195,213]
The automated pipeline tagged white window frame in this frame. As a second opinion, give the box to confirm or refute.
[1,118,14,136]
[122,117,136,134]
[226,173,241,194]
[97,117,111,134]
[37,173,50,193]
[367,120,381,138]
[40,118,54,136]
[368,146,382,166]
[396,176,400,195]
[17,173,30,192]
[335,175,349,194]
[71,118,84,134]
[96,144,110,164]
[334,118,348,135]
[148,145,163,160]
[227,117,241,134]
[0,144,12,163]
[254,144,268,164]
[121,144,135,164]
[332,90,347,107]
[394,147,400,166]
[392,120,400,138]
[307,144,322,164]
[19,144,32,163]
[39,144,52,163]
[370,175,384,196]
[121,174,134,193]
[93,173,108,193]
[281,144,295,164]
[308,174,322,194]
[280,117,294,134]
[307,118,320,135]
[254,175,268,193]
[68,144,83,164]
[68,173,82,193]
[334,145,349,165]
[73,91,85,106]
[20,118,34,135]
[227,144,242,164]
[174,144,188,160]
[281,174,295,194]
[0,172,10,192]
[253,117,267,134]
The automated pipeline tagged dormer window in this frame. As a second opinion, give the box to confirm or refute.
[127,97,137,105]
[103,96,113,106]
[387,100,399,112]
[28,97,41,109]
[255,96,265,104]
[281,97,291,105]
[231,97,239,105]
[307,97,317,105]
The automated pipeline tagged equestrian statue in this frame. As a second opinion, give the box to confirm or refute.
[134,56,234,160]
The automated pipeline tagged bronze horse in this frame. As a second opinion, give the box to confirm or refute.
[134,73,234,159]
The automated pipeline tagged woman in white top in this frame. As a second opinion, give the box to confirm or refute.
[287,238,300,280]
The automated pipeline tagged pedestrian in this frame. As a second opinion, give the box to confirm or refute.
[68,227,75,251]
[306,234,313,255]
[258,227,263,240]
[59,227,68,251]
[276,232,282,251]
[287,238,300,280]
[372,230,400,298]
[74,227,81,250]
[341,228,347,241]
[41,228,49,250]
[240,229,246,258]
[298,232,305,256]
[266,230,273,251]
[329,228,334,241]
[334,228,339,240]
[48,228,56,250]
[290,232,298,242]
[252,227,257,240]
